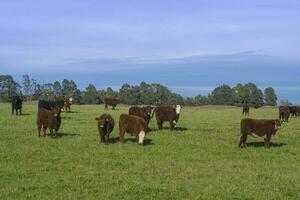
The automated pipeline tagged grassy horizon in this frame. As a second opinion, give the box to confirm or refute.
[0,102,299,199]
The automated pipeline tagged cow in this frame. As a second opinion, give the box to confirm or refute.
[129,106,154,125]
[104,98,119,110]
[38,99,64,111]
[95,113,114,144]
[152,105,181,130]
[242,105,250,116]
[119,114,148,145]
[64,97,73,113]
[279,105,290,122]
[296,106,300,117]
[239,118,281,148]
[11,95,22,115]
[37,106,61,137]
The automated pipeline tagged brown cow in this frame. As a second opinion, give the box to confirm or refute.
[279,106,290,122]
[95,113,114,144]
[104,98,119,110]
[37,107,61,137]
[239,118,281,148]
[119,114,148,145]
[64,97,73,113]
[152,105,181,130]
[129,106,154,125]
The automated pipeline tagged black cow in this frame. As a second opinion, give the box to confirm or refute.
[38,100,64,111]
[242,105,250,116]
[11,96,22,115]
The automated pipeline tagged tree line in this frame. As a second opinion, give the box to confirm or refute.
[0,74,277,107]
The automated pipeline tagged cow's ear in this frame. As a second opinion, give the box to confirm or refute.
[95,117,100,121]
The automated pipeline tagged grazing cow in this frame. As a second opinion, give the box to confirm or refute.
[119,114,148,145]
[242,105,250,116]
[152,105,181,130]
[37,107,61,137]
[104,98,119,110]
[38,99,64,111]
[64,97,73,113]
[129,106,154,125]
[239,118,281,148]
[279,106,290,122]
[11,95,22,115]
[95,113,114,144]
[296,106,300,117]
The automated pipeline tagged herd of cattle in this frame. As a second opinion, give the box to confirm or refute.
[9,96,300,148]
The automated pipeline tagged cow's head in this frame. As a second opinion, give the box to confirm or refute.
[175,105,181,115]
[145,106,154,120]
[273,119,282,131]
[50,106,61,117]
[138,130,146,145]
[95,116,110,128]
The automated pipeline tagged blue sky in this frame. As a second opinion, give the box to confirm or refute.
[1,0,300,102]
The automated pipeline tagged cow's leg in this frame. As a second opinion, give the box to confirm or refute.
[105,104,108,109]
[104,134,109,144]
[16,108,19,115]
[112,106,115,110]
[119,130,125,144]
[100,134,105,143]
[239,134,247,148]
[170,121,175,131]
[11,106,14,115]
[265,134,272,148]
[38,125,42,137]
[43,127,47,137]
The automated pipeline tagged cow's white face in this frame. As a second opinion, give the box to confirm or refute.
[138,131,145,144]
[175,105,181,114]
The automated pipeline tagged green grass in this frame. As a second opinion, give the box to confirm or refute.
[0,103,300,199]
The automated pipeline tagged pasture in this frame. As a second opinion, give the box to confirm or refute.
[0,102,299,199]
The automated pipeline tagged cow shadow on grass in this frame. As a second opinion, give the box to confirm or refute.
[65,111,81,113]
[56,132,80,138]
[150,127,188,133]
[247,142,287,148]
[108,137,153,146]
[20,113,31,116]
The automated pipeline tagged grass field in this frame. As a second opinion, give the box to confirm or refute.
[0,102,300,199]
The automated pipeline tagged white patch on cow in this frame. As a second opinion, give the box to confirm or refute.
[100,125,104,128]
[250,132,258,137]
[173,120,177,124]
[138,131,145,144]
[69,97,73,102]
[175,105,181,114]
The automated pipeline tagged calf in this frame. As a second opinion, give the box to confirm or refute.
[95,113,114,144]
[279,106,290,122]
[239,118,281,148]
[104,98,119,110]
[152,105,181,130]
[242,105,250,116]
[119,114,148,145]
[11,95,22,115]
[129,106,153,125]
[37,107,61,137]
[64,97,73,113]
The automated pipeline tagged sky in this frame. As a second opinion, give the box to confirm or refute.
[0,0,300,102]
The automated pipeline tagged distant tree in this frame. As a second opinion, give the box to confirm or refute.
[105,87,119,99]
[209,84,234,105]
[119,83,132,104]
[194,95,210,105]
[264,87,277,106]
[53,81,62,96]
[22,74,31,100]
[0,75,21,101]
[82,84,99,104]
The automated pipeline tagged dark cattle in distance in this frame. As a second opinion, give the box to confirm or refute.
[129,106,154,125]
[279,106,290,122]
[242,105,250,116]
[37,107,61,137]
[288,106,300,117]
[95,113,114,144]
[239,118,281,148]
[38,100,64,111]
[104,98,119,110]
[119,114,148,145]
[11,95,22,115]
[152,105,181,130]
